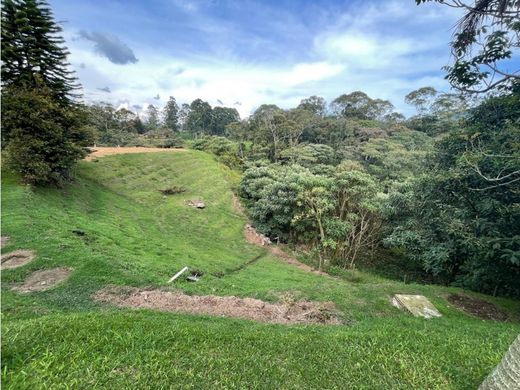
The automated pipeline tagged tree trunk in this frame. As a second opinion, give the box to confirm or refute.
[479,335,520,389]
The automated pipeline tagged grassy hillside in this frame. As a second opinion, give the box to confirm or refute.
[2,150,520,389]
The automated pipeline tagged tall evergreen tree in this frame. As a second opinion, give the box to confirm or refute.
[163,96,179,131]
[1,0,79,103]
[1,0,86,185]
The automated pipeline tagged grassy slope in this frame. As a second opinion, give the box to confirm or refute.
[2,150,519,389]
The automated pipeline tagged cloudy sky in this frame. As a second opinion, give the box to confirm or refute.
[50,0,463,117]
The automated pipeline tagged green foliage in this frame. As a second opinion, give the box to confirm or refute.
[190,135,245,168]
[240,162,383,268]
[211,106,240,135]
[163,96,179,131]
[345,130,433,183]
[2,147,520,389]
[384,90,520,297]
[1,0,79,103]
[416,1,519,93]
[279,143,336,167]
[331,91,394,120]
[145,104,160,131]
[83,103,140,145]
[3,84,86,185]
[1,0,86,185]
[297,95,326,117]
[405,87,470,136]
[185,98,213,134]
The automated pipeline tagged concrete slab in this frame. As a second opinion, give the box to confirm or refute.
[392,294,442,319]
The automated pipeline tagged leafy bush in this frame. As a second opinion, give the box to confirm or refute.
[3,85,86,185]
[190,136,245,168]
[384,90,520,297]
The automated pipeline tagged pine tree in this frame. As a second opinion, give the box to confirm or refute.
[1,0,86,185]
[163,96,179,131]
[1,0,80,104]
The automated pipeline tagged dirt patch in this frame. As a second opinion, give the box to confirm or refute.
[245,224,271,246]
[244,224,331,277]
[270,246,331,277]
[94,285,341,325]
[1,236,11,248]
[447,293,508,321]
[12,267,73,293]
[1,250,36,269]
[85,147,186,161]
[231,193,245,216]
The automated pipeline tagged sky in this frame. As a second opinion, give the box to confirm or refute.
[49,0,464,117]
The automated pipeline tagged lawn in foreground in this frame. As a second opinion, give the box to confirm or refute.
[2,151,520,389]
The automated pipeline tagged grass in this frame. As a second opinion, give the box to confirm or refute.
[2,150,520,389]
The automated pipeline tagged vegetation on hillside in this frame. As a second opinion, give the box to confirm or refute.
[1,0,519,388]
[2,151,520,389]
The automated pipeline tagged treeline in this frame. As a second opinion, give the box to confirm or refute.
[192,87,519,298]
[81,97,240,147]
[2,0,518,297]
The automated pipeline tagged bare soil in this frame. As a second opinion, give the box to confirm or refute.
[1,250,36,269]
[93,285,341,325]
[244,224,331,277]
[1,235,10,248]
[85,147,186,161]
[231,193,245,216]
[447,293,508,321]
[12,267,73,293]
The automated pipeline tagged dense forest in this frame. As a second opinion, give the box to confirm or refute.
[2,0,519,297]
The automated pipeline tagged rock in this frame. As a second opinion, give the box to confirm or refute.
[392,294,442,319]
[186,200,206,209]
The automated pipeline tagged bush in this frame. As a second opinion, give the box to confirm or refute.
[3,86,86,185]
[190,136,244,168]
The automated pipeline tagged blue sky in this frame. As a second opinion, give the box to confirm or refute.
[50,0,463,117]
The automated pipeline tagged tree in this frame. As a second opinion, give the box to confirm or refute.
[1,0,86,185]
[178,103,191,131]
[83,103,143,145]
[250,104,287,162]
[384,89,520,297]
[145,104,159,131]
[211,106,240,136]
[297,96,327,117]
[405,87,470,136]
[163,96,179,131]
[3,83,85,185]
[331,91,394,120]
[185,99,213,135]
[416,0,519,93]
[1,0,79,104]
[405,87,438,115]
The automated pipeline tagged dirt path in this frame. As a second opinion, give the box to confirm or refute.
[85,147,186,161]
[231,194,331,277]
[94,285,340,324]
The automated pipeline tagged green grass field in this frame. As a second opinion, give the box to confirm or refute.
[2,150,519,389]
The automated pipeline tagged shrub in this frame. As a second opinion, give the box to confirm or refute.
[3,85,86,185]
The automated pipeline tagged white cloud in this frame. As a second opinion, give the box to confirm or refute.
[64,0,462,117]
